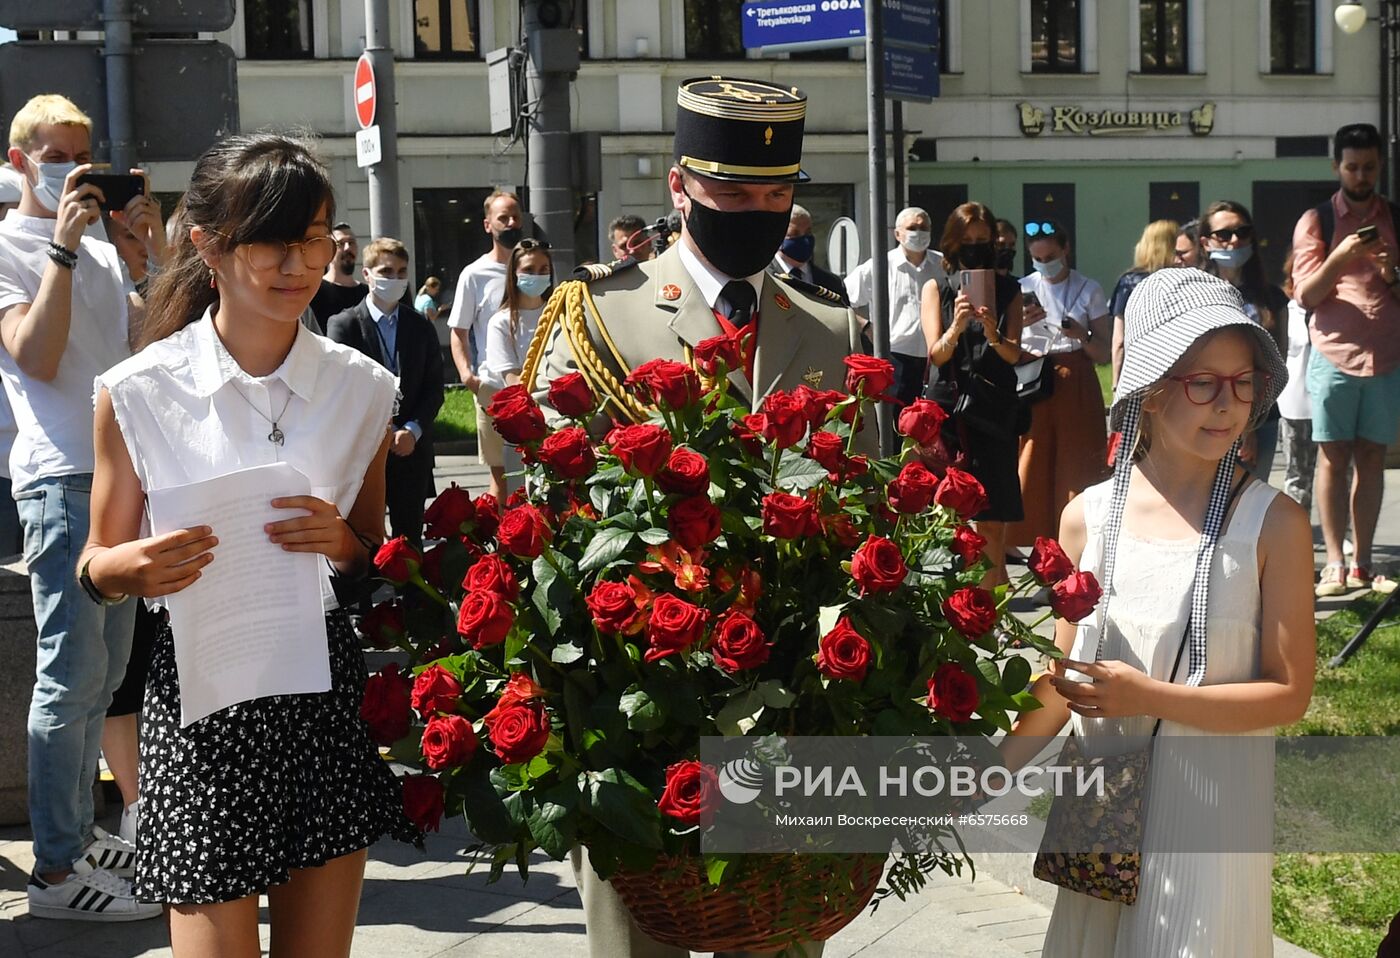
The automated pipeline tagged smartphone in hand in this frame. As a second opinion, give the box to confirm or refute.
[960,269,994,312]
[75,172,146,212]
[1358,224,1380,244]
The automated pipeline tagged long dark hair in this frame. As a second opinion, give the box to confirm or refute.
[939,202,997,270]
[1198,200,1271,313]
[140,133,335,349]
[499,239,555,337]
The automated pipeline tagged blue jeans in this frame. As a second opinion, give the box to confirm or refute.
[16,474,136,872]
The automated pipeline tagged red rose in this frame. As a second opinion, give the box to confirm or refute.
[927,662,980,723]
[587,580,643,634]
[942,586,998,639]
[411,663,463,718]
[628,358,702,410]
[537,426,596,480]
[1028,537,1075,585]
[951,525,988,567]
[358,600,405,650]
[606,423,674,477]
[897,399,949,446]
[485,383,548,445]
[423,483,475,540]
[457,590,515,649]
[473,493,501,539]
[710,611,771,673]
[548,372,596,418]
[496,672,547,709]
[759,391,810,448]
[762,491,819,539]
[668,495,722,553]
[1051,571,1102,623]
[401,774,445,832]
[374,536,420,584]
[421,713,479,770]
[482,700,551,765]
[645,593,710,662]
[694,332,743,377]
[463,554,520,600]
[850,535,908,594]
[732,415,766,456]
[934,466,989,519]
[361,663,412,746]
[657,760,722,826]
[887,461,940,514]
[657,448,711,496]
[843,354,896,398]
[816,617,872,682]
[821,510,862,548]
[497,504,553,558]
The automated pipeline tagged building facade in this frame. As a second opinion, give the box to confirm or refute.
[118,0,1378,298]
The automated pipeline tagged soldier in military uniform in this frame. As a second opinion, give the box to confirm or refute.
[527,76,864,958]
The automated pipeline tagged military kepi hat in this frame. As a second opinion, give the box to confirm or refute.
[674,76,810,184]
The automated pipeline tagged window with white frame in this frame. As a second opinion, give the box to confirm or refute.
[1030,0,1081,73]
[1270,0,1317,73]
[244,0,314,59]
[1140,0,1187,73]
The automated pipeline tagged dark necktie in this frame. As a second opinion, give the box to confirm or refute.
[722,280,756,328]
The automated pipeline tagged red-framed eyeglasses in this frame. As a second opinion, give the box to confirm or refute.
[1167,370,1269,406]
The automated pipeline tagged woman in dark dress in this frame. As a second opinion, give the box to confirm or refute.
[920,202,1026,588]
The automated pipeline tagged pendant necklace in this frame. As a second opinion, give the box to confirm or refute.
[232,384,295,446]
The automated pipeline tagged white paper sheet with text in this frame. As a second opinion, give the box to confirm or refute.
[145,462,331,727]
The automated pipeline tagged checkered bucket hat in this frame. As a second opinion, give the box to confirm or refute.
[1094,269,1287,688]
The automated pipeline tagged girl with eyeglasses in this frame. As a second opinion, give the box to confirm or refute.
[78,133,415,956]
[1198,201,1289,482]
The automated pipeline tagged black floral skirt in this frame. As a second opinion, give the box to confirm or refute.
[134,609,418,904]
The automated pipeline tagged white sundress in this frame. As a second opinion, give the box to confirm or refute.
[1040,477,1281,958]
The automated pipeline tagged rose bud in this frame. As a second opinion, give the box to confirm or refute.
[627,358,703,410]
[456,590,515,649]
[485,383,548,445]
[927,662,980,723]
[537,426,596,480]
[711,611,771,673]
[401,774,445,832]
[358,600,406,650]
[462,554,521,600]
[843,354,896,399]
[1028,537,1075,585]
[374,536,421,584]
[897,398,949,446]
[496,672,547,709]
[850,534,909,594]
[361,663,412,746]
[886,461,939,514]
[411,663,463,718]
[732,415,766,456]
[816,617,872,682]
[548,372,596,418]
[421,713,479,771]
[1051,571,1102,623]
[482,700,552,765]
[587,579,643,634]
[759,391,810,448]
[668,495,723,553]
[762,491,819,539]
[497,503,554,559]
[933,466,989,520]
[606,423,674,478]
[942,586,998,639]
[657,760,722,826]
[423,483,474,540]
[950,525,988,567]
[473,493,501,538]
[806,430,847,473]
[644,593,710,663]
[657,447,711,496]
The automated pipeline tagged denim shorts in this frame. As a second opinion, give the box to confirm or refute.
[1306,348,1400,445]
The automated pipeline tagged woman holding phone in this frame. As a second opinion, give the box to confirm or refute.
[921,202,1025,589]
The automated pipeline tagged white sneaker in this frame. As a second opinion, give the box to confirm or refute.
[119,799,140,845]
[27,855,161,922]
[85,824,136,879]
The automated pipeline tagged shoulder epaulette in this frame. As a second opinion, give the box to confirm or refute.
[776,273,850,307]
[573,256,640,283]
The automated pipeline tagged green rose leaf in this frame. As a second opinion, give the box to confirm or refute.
[580,527,635,573]
[526,780,580,860]
[1000,656,1033,694]
[705,854,732,886]
[716,688,765,736]
[639,527,672,545]
[755,679,797,709]
[463,765,518,844]
[775,453,828,493]
[619,689,665,731]
[585,768,663,850]
[552,641,585,665]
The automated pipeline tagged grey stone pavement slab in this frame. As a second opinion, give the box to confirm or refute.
[0,456,1360,955]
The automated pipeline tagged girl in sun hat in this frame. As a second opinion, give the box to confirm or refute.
[998,268,1316,956]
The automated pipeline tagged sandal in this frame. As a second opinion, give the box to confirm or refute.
[1316,563,1348,598]
[1350,566,1398,596]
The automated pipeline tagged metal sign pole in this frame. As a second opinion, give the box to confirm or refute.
[365,0,400,238]
[102,0,136,170]
[865,0,893,457]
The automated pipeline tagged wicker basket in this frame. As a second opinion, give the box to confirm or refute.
[609,852,887,952]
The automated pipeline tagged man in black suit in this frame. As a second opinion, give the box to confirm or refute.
[769,202,847,302]
[327,237,444,544]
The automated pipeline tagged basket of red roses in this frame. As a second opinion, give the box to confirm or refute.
[358,339,1101,951]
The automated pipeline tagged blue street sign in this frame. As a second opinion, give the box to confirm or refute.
[740,1,866,52]
[882,0,938,50]
[884,44,939,102]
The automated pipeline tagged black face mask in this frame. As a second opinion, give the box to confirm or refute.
[958,242,996,270]
[494,226,524,249]
[682,186,791,278]
[995,247,1017,271]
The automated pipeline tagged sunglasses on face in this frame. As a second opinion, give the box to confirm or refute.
[1205,225,1253,243]
[1025,222,1057,238]
[1167,369,1268,406]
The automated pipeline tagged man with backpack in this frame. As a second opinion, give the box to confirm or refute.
[1293,122,1400,597]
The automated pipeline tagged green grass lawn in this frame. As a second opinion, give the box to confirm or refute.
[1272,594,1400,957]
[434,386,478,441]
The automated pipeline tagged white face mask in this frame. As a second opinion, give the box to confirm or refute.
[1031,257,1065,278]
[28,159,76,213]
[901,230,931,253]
[370,275,408,303]
[515,272,552,298]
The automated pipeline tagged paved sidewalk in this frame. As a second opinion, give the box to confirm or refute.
[0,457,1367,955]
